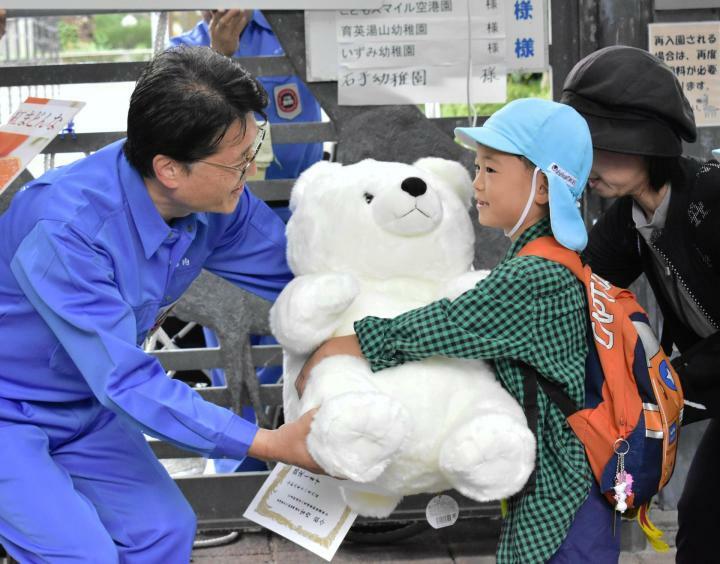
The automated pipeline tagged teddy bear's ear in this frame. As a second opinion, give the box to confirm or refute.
[412,157,474,207]
[290,161,343,213]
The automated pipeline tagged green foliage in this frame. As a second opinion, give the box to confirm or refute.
[441,72,550,118]
[92,14,152,51]
[58,21,80,51]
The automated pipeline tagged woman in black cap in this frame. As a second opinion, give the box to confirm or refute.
[562,45,720,563]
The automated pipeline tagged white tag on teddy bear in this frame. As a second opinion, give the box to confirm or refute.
[425,494,459,529]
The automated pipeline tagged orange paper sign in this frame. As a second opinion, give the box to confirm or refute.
[0,97,85,196]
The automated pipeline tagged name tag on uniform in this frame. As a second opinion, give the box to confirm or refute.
[274,83,302,120]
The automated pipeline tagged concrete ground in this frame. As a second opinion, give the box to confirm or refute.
[191,511,679,563]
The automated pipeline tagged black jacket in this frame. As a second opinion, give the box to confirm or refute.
[583,157,720,354]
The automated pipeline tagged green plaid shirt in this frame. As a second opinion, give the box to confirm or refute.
[354,217,593,564]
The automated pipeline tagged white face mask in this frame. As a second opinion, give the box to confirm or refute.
[505,166,540,238]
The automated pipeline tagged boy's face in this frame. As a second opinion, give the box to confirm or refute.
[472,145,547,235]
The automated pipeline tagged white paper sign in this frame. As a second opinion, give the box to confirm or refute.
[338,63,507,104]
[337,0,512,105]
[306,0,546,91]
[0,98,84,196]
[648,21,720,128]
[244,463,358,562]
[504,0,547,71]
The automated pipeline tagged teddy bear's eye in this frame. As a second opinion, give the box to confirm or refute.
[363,192,374,204]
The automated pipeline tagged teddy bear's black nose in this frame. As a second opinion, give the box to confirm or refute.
[401,177,427,198]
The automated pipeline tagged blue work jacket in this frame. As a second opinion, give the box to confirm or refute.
[0,140,292,460]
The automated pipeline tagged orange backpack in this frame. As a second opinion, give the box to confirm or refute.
[519,237,684,516]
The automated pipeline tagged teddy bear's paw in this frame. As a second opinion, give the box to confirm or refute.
[312,272,360,316]
[438,413,536,502]
[340,488,403,518]
[307,391,411,483]
[270,273,359,354]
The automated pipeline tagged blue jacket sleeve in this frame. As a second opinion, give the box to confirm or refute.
[10,219,258,459]
[204,187,293,302]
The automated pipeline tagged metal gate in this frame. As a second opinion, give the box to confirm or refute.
[1,1,717,532]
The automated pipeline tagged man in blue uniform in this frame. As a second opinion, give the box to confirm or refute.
[0,46,321,562]
[170,9,323,189]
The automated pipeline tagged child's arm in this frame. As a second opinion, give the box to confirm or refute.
[354,257,585,374]
[294,265,533,396]
[295,334,362,396]
[354,265,536,372]
[295,257,583,396]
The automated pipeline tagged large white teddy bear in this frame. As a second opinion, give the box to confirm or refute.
[270,158,536,517]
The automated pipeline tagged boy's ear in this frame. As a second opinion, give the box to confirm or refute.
[535,172,549,206]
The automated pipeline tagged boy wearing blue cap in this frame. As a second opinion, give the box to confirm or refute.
[297,98,615,563]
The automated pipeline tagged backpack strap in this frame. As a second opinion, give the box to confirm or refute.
[517,237,585,415]
[520,363,539,494]
[534,371,581,418]
[518,363,580,496]
[517,236,585,282]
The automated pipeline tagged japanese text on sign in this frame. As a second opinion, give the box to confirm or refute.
[0,98,84,196]
[649,21,720,127]
[333,0,546,105]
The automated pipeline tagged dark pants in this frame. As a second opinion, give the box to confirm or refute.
[677,419,720,564]
[548,483,620,563]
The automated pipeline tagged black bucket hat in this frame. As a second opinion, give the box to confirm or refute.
[560,46,697,157]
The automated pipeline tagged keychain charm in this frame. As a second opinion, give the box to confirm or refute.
[613,438,633,514]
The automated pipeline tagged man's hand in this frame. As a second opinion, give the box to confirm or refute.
[295,334,363,398]
[0,10,7,41]
[208,10,252,57]
[249,409,325,474]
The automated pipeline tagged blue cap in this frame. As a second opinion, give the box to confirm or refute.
[455,98,593,251]
[713,148,719,160]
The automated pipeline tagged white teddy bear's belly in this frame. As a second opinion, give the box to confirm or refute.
[332,280,440,337]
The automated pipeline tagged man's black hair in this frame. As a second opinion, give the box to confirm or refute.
[124,46,268,178]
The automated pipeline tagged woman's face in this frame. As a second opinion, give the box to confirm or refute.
[587,149,650,199]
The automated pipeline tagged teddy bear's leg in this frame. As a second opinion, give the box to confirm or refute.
[308,391,411,483]
[339,488,403,519]
[438,412,536,502]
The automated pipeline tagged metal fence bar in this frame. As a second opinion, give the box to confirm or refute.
[247,180,293,202]
[265,121,337,144]
[175,472,501,530]
[150,347,222,371]
[0,56,294,87]
[151,344,283,372]
[6,10,198,17]
[42,122,337,155]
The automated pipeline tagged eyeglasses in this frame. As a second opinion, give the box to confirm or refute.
[196,123,267,180]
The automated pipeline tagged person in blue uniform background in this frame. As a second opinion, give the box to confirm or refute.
[171,10,322,473]
[0,46,321,563]
[170,9,323,194]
